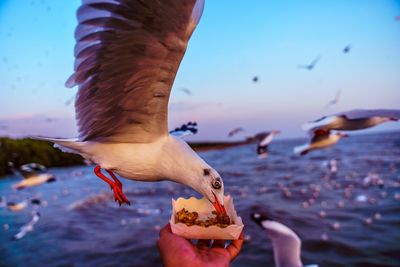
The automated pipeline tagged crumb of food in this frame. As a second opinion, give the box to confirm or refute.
[175,208,232,228]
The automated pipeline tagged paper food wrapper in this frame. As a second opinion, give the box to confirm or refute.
[169,195,244,240]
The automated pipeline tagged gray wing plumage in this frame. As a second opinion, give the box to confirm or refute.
[334,109,400,120]
[67,0,205,143]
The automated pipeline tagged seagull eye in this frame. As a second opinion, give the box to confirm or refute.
[212,177,222,190]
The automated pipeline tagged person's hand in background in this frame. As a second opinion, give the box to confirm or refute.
[157,224,243,267]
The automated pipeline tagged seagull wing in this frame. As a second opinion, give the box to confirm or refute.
[169,122,198,138]
[334,90,341,102]
[310,56,320,67]
[261,220,303,267]
[334,109,400,120]
[259,132,274,147]
[67,0,205,143]
[302,114,340,132]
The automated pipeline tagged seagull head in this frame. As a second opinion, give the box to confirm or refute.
[163,137,226,214]
[196,167,226,214]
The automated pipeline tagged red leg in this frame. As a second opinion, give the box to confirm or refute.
[93,166,131,206]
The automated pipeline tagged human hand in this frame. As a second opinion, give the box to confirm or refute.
[157,224,243,267]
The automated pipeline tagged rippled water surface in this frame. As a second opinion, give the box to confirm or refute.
[1,132,400,267]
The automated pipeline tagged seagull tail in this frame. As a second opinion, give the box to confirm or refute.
[30,136,83,155]
[294,144,310,156]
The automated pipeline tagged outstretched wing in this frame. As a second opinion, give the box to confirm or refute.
[169,122,198,138]
[67,0,205,142]
[334,109,400,120]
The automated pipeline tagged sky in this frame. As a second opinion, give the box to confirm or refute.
[0,0,400,141]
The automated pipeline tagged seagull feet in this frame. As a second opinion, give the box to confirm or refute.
[94,166,131,206]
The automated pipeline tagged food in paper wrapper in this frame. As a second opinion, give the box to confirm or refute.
[170,195,244,240]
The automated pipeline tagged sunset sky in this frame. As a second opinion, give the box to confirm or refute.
[1,0,400,141]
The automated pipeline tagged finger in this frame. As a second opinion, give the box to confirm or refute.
[159,223,172,238]
[212,239,226,248]
[226,232,244,261]
[197,239,211,248]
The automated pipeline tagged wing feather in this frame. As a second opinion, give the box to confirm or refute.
[67,0,205,142]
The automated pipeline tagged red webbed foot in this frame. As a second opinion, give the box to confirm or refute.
[94,166,131,206]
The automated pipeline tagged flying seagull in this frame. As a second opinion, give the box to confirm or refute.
[13,211,40,240]
[343,44,351,54]
[228,127,245,138]
[6,198,42,212]
[255,130,281,158]
[170,122,198,137]
[33,0,226,213]
[294,129,348,156]
[253,76,259,83]
[325,90,341,108]
[179,88,192,95]
[8,162,56,189]
[251,213,318,267]
[297,56,320,71]
[302,109,400,132]
[296,109,400,155]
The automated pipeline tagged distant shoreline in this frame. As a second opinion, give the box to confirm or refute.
[0,138,249,178]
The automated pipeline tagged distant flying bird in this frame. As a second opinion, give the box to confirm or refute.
[297,56,320,70]
[255,130,281,158]
[296,109,400,155]
[179,88,192,95]
[294,129,348,156]
[33,0,226,214]
[6,198,41,212]
[343,44,351,54]
[228,127,245,138]
[251,213,318,267]
[302,109,400,132]
[9,162,47,179]
[253,76,259,83]
[170,122,198,138]
[13,211,40,240]
[8,162,56,189]
[395,16,400,21]
[65,96,74,106]
[325,90,341,108]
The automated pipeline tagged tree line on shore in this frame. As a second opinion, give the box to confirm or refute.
[0,137,85,177]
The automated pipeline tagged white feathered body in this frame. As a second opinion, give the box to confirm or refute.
[49,135,208,186]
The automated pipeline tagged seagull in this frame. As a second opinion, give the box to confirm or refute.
[325,90,341,108]
[170,122,198,137]
[343,44,351,54]
[33,0,226,213]
[255,130,281,158]
[13,211,40,240]
[253,76,259,83]
[6,198,42,212]
[65,96,75,106]
[297,56,320,71]
[294,129,348,156]
[302,109,400,133]
[9,162,47,179]
[8,162,56,190]
[228,127,245,138]
[179,87,192,95]
[251,213,318,267]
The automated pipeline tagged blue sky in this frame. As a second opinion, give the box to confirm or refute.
[0,0,399,140]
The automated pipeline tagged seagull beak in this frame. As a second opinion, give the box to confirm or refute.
[212,192,227,215]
